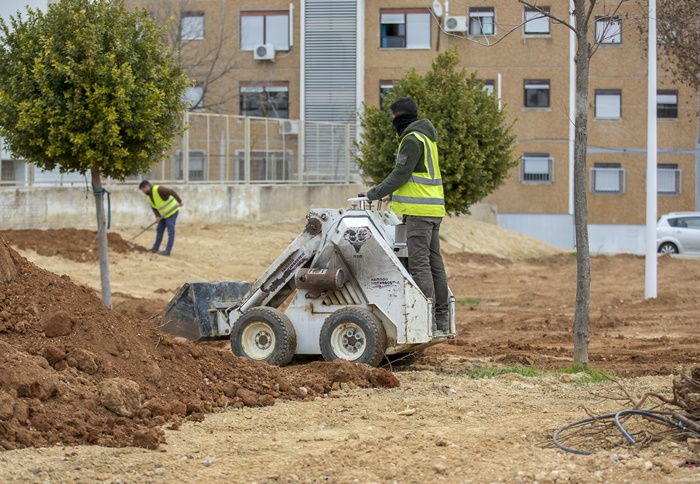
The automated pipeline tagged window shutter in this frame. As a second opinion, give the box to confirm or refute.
[303,0,359,181]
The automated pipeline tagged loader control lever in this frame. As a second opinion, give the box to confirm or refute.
[348,196,371,211]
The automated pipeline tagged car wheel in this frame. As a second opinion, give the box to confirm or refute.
[658,242,679,254]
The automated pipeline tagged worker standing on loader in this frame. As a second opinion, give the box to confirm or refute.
[363,96,449,333]
[138,180,183,256]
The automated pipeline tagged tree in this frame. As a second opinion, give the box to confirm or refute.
[0,0,190,307]
[431,1,629,364]
[354,48,518,216]
[514,1,631,364]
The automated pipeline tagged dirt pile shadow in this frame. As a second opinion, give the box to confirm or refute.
[0,237,398,451]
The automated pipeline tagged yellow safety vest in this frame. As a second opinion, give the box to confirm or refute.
[391,132,446,217]
[149,185,180,219]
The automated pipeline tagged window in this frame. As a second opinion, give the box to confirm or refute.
[524,80,550,108]
[240,82,289,118]
[1,159,17,185]
[520,153,553,183]
[668,215,700,228]
[477,79,495,95]
[658,163,681,195]
[380,9,431,49]
[657,90,678,119]
[524,7,550,35]
[469,8,495,36]
[176,150,206,181]
[591,163,625,193]
[180,11,204,40]
[595,16,621,44]
[235,150,294,182]
[240,11,290,51]
[183,84,204,111]
[595,89,621,119]
[379,81,394,109]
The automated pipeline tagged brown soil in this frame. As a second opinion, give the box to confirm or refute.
[0,234,398,452]
[0,221,699,482]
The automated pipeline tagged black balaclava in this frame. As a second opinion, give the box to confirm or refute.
[392,113,418,136]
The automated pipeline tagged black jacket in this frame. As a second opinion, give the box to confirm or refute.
[366,118,438,201]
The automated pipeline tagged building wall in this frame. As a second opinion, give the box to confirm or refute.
[4,0,698,252]
[0,184,366,230]
[362,1,698,237]
[0,184,497,231]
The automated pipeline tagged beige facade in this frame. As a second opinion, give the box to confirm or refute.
[125,0,699,251]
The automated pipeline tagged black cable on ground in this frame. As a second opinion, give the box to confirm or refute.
[553,413,618,455]
[553,410,700,455]
[614,409,700,444]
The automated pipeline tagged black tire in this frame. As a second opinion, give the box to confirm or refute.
[230,307,296,367]
[658,242,679,254]
[319,307,387,367]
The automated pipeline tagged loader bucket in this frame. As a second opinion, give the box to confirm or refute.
[154,281,251,341]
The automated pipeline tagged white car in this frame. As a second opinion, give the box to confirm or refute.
[656,212,700,254]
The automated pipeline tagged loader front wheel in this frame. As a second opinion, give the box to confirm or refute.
[230,307,297,367]
[320,308,386,367]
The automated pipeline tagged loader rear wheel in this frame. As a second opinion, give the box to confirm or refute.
[230,307,296,367]
[319,308,386,367]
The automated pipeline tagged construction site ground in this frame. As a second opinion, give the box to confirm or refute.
[0,216,698,483]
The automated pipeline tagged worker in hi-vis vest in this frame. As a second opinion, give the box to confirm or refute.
[138,180,184,256]
[362,96,449,332]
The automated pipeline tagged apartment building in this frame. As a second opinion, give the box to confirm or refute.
[135,0,696,252]
[3,0,698,252]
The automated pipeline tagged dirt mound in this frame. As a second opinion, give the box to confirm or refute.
[0,238,398,451]
[0,229,147,262]
[1,216,562,266]
[440,216,563,260]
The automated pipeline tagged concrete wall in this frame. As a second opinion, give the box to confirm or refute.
[498,212,652,254]
[497,213,575,250]
[0,185,367,230]
[0,184,499,230]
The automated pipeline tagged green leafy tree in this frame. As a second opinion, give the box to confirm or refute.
[354,49,517,215]
[0,0,191,307]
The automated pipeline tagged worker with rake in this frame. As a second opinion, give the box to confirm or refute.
[138,180,183,256]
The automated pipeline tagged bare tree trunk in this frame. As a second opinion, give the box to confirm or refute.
[91,164,112,308]
[572,0,591,364]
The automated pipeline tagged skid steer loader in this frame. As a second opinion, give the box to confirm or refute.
[155,197,456,367]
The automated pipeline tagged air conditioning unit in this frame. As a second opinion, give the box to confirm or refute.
[253,43,275,61]
[278,120,298,135]
[444,16,468,32]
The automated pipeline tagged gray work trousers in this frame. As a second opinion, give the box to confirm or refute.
[405,215,449,326]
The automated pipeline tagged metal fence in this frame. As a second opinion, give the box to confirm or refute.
[0,113,361,187]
